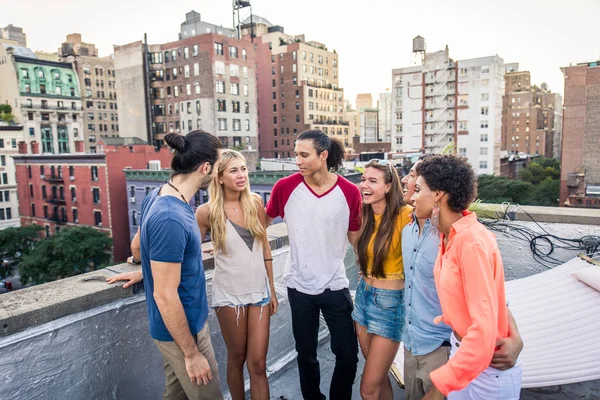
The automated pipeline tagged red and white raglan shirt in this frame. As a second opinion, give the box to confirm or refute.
[266,172,362,295]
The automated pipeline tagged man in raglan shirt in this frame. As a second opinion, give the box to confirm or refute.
[266,130,362,400]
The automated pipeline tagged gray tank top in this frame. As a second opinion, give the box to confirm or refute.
[229,220,254,250]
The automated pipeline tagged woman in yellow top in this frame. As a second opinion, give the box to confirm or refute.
[352,159,413,400]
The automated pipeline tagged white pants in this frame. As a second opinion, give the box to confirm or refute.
[448,332,522,400]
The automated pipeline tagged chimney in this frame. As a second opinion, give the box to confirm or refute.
[30,141,40,154]
[18,141,27,154]
[75,140,85,153]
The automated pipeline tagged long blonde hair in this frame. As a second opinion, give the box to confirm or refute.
[208,150,267,253]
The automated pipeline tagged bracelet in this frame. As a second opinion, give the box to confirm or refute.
[264,258,273,262]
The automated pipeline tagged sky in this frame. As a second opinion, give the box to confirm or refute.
[3,0,600,107]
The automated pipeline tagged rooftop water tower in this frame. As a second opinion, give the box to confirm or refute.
[412,35,426,65]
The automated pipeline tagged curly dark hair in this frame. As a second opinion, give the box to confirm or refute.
[415,155,478,212]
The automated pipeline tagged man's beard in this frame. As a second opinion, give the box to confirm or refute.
[199,174,213,190]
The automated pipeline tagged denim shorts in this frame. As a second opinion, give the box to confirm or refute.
[351,278,405,342]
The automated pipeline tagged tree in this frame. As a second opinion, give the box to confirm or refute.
[0,104,14,123]
[528,176,560,206]
[19,226,113,284]
[477,174,533,205]
[0,225,43,279]
[519,157,560,184]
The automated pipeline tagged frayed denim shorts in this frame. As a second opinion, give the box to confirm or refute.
[352,278,405,342]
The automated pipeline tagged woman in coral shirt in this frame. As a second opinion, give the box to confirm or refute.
[412,155,522,400]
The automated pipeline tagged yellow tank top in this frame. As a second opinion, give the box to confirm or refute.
[365,205,413,280]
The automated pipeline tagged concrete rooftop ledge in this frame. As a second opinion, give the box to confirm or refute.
[0,204,595,337]
[479,203,600,225]
[0,224,290,337]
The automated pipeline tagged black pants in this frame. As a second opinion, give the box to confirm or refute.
[288,287,359,400]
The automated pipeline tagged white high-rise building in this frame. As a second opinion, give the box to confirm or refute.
[378,91,392,143]
[391,43,504,174]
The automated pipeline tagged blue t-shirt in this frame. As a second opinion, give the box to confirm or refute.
[139,187,208,341]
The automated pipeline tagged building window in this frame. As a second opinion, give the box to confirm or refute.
[184,65,190,78]
[244,102,249,113]
[92,188,100,203]
[481,65,490,74]
[31,204,36,217]
[184,47,189,59]
[232,101,240,113]
[218,118,227,131]
[214,42,224,55]
[192,44,199,57]
[218,99,227,112]
[232,119,241,131]
[481,93,489,102]
[245,119,250,131]
[459,148,467,157]
[481,107,489,115]
[71,187,77,201]
[73,208,78,223]
[58,126,69,154]
[230,83,239,95]
[216,81,225,94]
[229,46,238,58]
[479,160,488,169]
[243,84,249,97]
[94,211,102,226]
[91,166,98,181]
[480,147,488,156]
[242,48,247,60]
[480,120,489,129]
[480,134,489,142]
[42,126,53,153]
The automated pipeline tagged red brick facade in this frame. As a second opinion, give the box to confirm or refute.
[560,63,600,207]
[13,144,173,262]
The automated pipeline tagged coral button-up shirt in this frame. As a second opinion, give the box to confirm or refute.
[430,211,509,396]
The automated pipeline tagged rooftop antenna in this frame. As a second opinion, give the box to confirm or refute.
[233,0,252,40]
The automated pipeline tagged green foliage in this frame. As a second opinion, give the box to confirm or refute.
[0,104,14,123]
[0,225,43,279]
[519,157,560,184]
[19,226,112,284]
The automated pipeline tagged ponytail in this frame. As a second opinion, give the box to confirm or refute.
[297,129,345,171]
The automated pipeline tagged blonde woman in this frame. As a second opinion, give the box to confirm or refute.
[195,149,277,400]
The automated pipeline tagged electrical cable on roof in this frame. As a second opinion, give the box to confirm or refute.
[477,203,600,268]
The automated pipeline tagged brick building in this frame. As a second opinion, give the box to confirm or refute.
[241,16,350,158]
[501,65,562,158]
[560,61,600,208]
[114,12,259,168]
[12,140,173,261]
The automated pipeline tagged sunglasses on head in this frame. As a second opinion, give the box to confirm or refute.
[368,159,394,171]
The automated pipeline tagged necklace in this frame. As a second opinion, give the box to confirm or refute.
[225,203,240,214]
[166,180,188,203]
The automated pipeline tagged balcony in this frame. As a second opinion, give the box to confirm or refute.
[47,197,66,205]
[44,175,64,183]
[47,213,67,225]
[21,103,83,112]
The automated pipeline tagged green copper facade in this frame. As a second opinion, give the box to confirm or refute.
[16,57,80,99]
